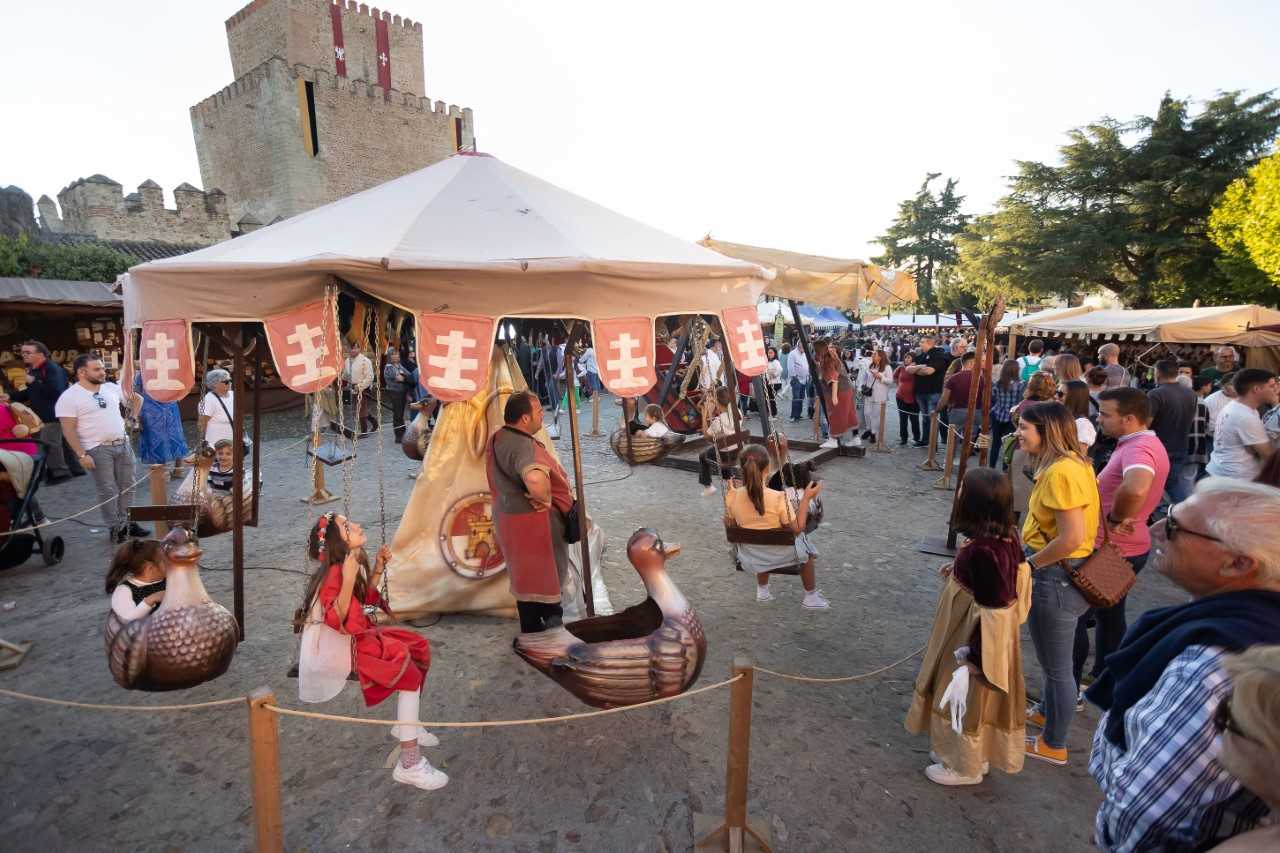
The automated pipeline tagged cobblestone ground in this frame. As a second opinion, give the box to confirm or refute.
[0,398,1186,852]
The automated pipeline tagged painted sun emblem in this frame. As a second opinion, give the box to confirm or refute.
[438,492,506,580]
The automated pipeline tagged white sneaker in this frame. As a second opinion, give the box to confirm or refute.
[924,763,982,787]
[930,751,988,774]
[700,485,718,497]
[819,438,838,449]
[756,585,774,602]
[392,757,449,791]
[802,590,830,609]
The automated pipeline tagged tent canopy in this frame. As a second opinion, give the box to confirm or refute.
[866,312,1035,331]
[697,237,917,308]
[1017,304,1280,346]
[0,277,121,309]
[1005,305,1099,336]
[124,152,771,326]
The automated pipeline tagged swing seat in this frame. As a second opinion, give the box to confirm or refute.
[608,428,684,464]
[724,522,803,576]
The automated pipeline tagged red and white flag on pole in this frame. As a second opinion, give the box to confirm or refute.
[720,306,768,376]
[139,319,195,403]
[264,300,341,394]
[592,317,656,396]
[416,312,495,402]
[119,327,136,396]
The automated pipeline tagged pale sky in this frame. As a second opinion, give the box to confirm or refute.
[4,1,1277,260]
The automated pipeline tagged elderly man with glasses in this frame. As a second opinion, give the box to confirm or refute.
[1084,478,1280,852]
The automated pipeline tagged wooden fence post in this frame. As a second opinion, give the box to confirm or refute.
[873,401,892,453]
[148,465,169,537]
[247,687,284,853]
[695,657,771,852]
[919,413,942,471]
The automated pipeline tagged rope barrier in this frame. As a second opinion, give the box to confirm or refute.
[0,687,246,712]
[264,674,743,729]
[753,645,924,684]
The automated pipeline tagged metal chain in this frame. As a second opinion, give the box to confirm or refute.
[372,306,389,608]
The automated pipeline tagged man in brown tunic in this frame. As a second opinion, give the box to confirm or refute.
[486,390,574,633]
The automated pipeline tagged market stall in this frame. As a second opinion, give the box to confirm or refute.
[0,278,124,388]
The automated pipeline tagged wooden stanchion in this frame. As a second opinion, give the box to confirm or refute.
[247,687,284,853]
[148,464,170,537]
[919,413,942,470]
[873,400,891,453]
[933,426,956,490]
[588,391,603,436]
[695,657,772,852]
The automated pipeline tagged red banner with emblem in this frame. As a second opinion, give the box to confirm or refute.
[264,300,341,394]
[329,0,347,77]
[592,317,657,396]
[416,313,495,402]
[375,14,391,98]
[720,306,768,377]
[139,319,195,404]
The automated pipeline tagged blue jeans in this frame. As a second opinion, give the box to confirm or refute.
[789,377,812,420]
[1028,559,1090,749]
[915,392,941,435]
[1164,452,1191,505]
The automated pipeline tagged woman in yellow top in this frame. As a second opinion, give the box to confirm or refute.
[1015,401,1100,767]
[725,444,827,609]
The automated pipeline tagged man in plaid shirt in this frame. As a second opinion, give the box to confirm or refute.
[1086,478,1280,852]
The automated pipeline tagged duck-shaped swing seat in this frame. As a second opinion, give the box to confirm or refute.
[513,528,706,709]
[608,427,685,465]
[104,527,239,691]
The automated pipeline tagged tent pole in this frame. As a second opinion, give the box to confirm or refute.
[788,301,831,430]
[656,321,690,412]
[230,323,246,641]
[751,376,772,438]
[251,328,263,527]
[563,322,595,618]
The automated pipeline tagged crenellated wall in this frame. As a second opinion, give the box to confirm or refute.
[44,176,229,245]
[191,56,474,226]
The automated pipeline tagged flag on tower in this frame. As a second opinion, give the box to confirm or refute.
[329,0,347,77]
[264,300,341,394]
[374,13,392,98]
[720,305,768,376]
[416,312,495,402]
[138,319,195,404]
[592,317,656,396]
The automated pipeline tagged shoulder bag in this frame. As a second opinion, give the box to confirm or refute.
[1065,478,1135,608]
[212,392,254,459]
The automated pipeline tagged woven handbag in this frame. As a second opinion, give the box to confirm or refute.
[1066,481,1135,608]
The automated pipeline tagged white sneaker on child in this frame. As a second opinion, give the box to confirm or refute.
[924,763,982,786]
[756,585,774,602]
[930,750,988,774]
[700,485,718,497]
[393,757,449,791]
[802,590,830,609]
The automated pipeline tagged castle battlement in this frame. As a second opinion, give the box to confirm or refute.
[41,176,229,245]
[226,0,422,34]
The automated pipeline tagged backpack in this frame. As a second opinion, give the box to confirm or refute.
[1017,355,1042,382]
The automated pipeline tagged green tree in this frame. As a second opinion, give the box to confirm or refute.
[0,233,136,282]
[874,173,969,310]
[957,92,1280,307]
[1209,151,1280,303]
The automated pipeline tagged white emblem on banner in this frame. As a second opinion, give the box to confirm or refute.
[144,332,184,391]
[285,322,336,386]
[605,333,649,391]
[428,329,480,392]
[733,318,767,372]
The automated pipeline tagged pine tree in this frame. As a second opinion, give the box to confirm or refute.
[873,174,968,311]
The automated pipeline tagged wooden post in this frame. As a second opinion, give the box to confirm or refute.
[919,413,942,471]
[788,301,832,431]
[247,687,284,853]
[750,375,772,439]
[563,327,595,618]
[873,401,891,453]
[148,464,169,537]
[251,331,263,526]
[588,391,602,436]
[934,425,956,490]
[622,397,636,465]
[946,299,1005,548]
[695,657,771,852]
[230,324,246,641]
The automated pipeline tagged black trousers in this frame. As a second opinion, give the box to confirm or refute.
[698,448,738,488]
[897,399,921,443]
[516,600,564,634]
[387,390,407,442]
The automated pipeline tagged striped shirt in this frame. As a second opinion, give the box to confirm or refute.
[990,381,1023,424]
[1089,645,1272,852]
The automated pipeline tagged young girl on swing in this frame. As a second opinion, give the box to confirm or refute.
[296,512,448,791]
[105,539,166,622]
[725,444,828,609]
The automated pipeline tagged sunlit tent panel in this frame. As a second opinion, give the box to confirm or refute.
[1017,304,1280,346]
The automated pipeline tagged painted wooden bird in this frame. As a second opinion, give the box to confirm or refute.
[513,528,706,708]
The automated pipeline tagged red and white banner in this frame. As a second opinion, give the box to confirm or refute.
[374,14,392,98]
[139,319,195,403]
[592,317,656,396]
[264,300,341,394]
[329,0,347,77]
[720,306,768,376]
[416,312,495,402]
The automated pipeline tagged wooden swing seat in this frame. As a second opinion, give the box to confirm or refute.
[608,428,684,464]
[724,521,803,576]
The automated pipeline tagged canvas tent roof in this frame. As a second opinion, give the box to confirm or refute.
[0,277,121,309]
[123,152,771,327]
[1005,305,1099,335]
[697,237,917,308]
[865,312,1034,330]
[1016,304,1280,346]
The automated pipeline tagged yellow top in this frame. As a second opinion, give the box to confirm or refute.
[1022,457,1099,558]
[726,486,795,531]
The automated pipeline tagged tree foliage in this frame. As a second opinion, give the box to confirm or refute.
[956,92,1280,308]
[0,233,136,283]
[1209,151,1280,303]
[873,174,969,311]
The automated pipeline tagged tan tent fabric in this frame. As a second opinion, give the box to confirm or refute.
[698,237,917,308]
[1004,306,1099,336]
[1019,304,1280,346]
[123,153,771,327]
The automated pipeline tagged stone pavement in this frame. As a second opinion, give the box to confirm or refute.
[0,399,1186,852]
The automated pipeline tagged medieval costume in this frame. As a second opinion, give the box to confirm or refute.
[819,345,858,439]
[486,425,574,632]
[905,535,1031,779]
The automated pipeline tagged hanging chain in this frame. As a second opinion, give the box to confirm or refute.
[373,306,390,608]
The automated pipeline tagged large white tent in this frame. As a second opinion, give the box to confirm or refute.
[1015,304,1280,346]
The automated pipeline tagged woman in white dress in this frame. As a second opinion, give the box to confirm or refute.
[197,368,235,449]
[859,349,894,444]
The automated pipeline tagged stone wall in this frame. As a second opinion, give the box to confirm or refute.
[226,0,425,97]
[42,176,230,245]
[191,57,474,226]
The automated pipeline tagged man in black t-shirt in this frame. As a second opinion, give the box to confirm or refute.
[904,335,949,447]
[1147,359,1198,505]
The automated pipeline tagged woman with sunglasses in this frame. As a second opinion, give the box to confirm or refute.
[1016,401,1100,767]
[197,368,235,450]
[1212,646,1280,852]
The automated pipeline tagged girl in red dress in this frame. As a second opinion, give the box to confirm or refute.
[297,512,447,791]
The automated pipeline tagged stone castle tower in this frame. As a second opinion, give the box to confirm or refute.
[192,0,476,230]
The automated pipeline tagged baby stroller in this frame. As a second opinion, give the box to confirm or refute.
[0,438,65,570]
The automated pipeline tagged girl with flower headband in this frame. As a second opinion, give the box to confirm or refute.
[296,512,447,791]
